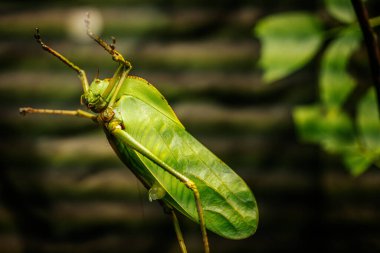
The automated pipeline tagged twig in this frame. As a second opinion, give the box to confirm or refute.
[351,0,380,117]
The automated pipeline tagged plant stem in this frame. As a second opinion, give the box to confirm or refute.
[351,0,380,118]
[370,16,380,28]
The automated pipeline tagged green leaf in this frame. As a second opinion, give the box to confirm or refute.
[340,88,380,176]
[343,148,374,176]
[293,105,356,153]
[293,91,380,176]
[254,12,323,83]
[324,0,356,23]
[357,88,380,151]
[320,27,361,107]
[293,105,326,144]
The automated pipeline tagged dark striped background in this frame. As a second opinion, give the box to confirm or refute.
[1,1,380,252]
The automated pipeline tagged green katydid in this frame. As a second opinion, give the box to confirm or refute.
[19,16,258,253]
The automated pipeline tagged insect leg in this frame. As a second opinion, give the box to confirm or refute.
[170,208,188,253]
[34,28,89,93]
[19,107,97,121]
[85,14,131,101]
[158,201,188,253]
[85,13,132,70]
[107,66,128,107]
[109,126,210,253]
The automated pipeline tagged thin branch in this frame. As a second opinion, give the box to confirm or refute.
[351,0,380,117]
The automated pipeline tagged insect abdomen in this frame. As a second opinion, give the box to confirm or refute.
[115,95,258,239]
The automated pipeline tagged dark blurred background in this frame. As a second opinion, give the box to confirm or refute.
[1,0,380,252]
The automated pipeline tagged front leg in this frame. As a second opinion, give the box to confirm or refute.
[85,13,132,70]
[84,14,132,105]
[34,28,90,93]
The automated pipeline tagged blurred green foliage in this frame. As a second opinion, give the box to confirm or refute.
[254,0,380,175]
[255,12,323,83]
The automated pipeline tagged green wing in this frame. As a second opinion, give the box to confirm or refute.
[117,76,184,128]
[113,91,258,239]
